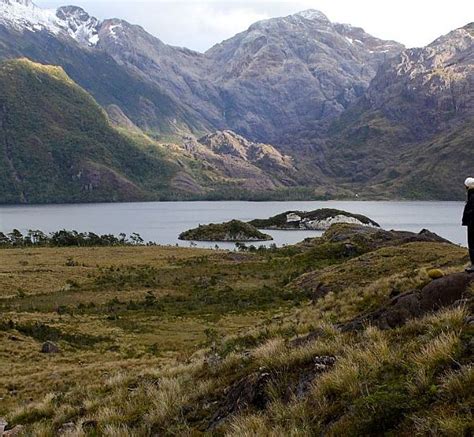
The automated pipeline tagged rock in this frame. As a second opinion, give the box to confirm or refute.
[58,422,75,434]
[0,418,7,434]
[41,341,59,354]
[293,356,337,400]
[207,372,270,430]
[342,272,474,331]
[323,224,451,248]
[2,425,24,436]
[82,420,98,431]
[249,209,379,231]
[310,282,331,304]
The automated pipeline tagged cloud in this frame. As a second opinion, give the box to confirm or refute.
[136,3,271,50]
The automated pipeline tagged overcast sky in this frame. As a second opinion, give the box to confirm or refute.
[36,0,474,52]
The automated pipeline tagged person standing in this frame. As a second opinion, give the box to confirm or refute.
[462,178,474,272]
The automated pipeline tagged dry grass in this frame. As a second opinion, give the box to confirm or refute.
[0,236,472,435]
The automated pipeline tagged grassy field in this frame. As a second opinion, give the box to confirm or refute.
[0,245,306,414]
[0,226,472,435]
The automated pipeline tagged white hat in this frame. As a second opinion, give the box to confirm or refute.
[465,178,474,189]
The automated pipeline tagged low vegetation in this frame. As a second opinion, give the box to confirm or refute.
[0,224,472,435]
[179,220,273,241]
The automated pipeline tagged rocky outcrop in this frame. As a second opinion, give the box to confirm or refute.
[322,224,450,248]
[181,130,298,191]
[207,354,336,429]
[249,209,379,230]
[179,220,273,242]
[206,10,403,143]
[207,372,270,430]
[324,23,474,199]
[342,272,474,330]
[288,224,455,296]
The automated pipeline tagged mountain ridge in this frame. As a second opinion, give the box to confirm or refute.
[0,58,311,203]
[0,1,405,144]
[0,1,472,201]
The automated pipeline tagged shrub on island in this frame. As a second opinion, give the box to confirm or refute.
[179,220,273,242]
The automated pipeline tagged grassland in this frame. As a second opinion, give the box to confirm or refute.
[0,225,472,435]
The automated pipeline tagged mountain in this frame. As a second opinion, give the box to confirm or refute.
[181,130,298,191]
[0,58,187,203]
[206,10,403,144]
[0,0,471,202]
[0,1,210,136]
[323,23,474,199]
[0,58,308,204]
[0,1,404,145]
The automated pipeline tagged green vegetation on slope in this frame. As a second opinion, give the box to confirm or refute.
[0,58,335,204]
[0,224,472,435]
[0,58,181,204]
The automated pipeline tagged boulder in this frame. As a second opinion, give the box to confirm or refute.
[41,341,59,354]
[342,272,474,331]
[58,422,75,434]
[207,372,270,430]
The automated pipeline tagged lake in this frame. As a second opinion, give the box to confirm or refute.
[0,201,467,249]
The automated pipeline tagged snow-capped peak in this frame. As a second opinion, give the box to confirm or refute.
[56,6,100,46]
[295,9,330,22]
[1,0,34,5]
[0,0,101,46]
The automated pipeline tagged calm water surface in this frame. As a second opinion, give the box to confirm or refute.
[0,201,466,249]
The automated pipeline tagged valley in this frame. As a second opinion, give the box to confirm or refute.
[0,2,472,435]
[0,0,471,202]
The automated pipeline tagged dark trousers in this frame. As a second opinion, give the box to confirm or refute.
[469,226,474,264]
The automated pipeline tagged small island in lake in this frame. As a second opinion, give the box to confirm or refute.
[179,219,273,242]
[249,208,379,230]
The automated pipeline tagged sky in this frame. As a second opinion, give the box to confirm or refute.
[37,0,474,52]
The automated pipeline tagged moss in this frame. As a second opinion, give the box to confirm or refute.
[427,268,445,279]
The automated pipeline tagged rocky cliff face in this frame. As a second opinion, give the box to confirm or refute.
[362,22,473,138]
[322,23,474,199]
[207,10,403,143]
[0,2,404,144]
[180,130,298,191]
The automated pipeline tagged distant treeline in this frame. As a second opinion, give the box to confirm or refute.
[0,229,147,248]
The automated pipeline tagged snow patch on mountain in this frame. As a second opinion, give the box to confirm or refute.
[56,6,100,46]
[0,0,101,46]
[296,9,330,22]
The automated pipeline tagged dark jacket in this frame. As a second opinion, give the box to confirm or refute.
[462,189,474,226]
